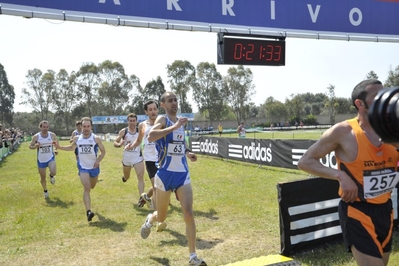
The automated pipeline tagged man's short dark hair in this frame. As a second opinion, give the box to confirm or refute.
[144,99,159,111]
[351,79,382,110]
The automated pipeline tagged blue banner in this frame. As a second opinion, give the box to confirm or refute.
[1,0,399,36]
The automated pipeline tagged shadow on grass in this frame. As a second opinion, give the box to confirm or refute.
[45,197,75,208]
[159,228,223,250]
[168,203,219,221]
[149,256,171,266]
[89,213,128,232]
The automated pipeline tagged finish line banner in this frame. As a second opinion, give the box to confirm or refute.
[2,1,399,39]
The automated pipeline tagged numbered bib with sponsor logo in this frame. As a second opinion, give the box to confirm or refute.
[39,145,52,154]
[167,143,184,157]
[363,168,399,199]
[79,144,93,154]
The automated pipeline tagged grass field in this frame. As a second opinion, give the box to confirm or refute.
[2,137,399,265]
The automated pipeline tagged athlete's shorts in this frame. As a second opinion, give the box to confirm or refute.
[154,169,191,191]
[122,157,144,167]
[338,199,393,258]
[78,165,100,178]
[145,161,158,179]
[37,157,55,168]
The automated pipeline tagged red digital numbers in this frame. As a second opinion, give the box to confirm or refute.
[259,45,282,61]
[222,37,285,66]
[233,43,254,60]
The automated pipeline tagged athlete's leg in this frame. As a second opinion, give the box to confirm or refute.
[351,246,386,266]
[122,164,132,182]
[38,167,47,191]
[79,172,98,211]
[48,160,56,177]
[156,189,172,223]
[176,183,196,254]
[133,161,145,195]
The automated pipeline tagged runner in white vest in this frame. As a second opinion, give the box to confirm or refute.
[29,120,58,199]
[56,117,106,222]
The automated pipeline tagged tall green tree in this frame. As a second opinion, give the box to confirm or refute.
[285,94,305,123]
[129,76,165,115]
[262,96,287,123]
[166,60,195,113]
[324,84,339,124]
[365,70,379,80]
[192,62,226,125]
[98,60,131,115]
[384,65,399,87]
[76,63,100,117]
[21,68,51,120]
[52,69,80,134]
[0,64,15,125]
[223,65,255,124]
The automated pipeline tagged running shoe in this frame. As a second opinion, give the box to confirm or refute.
[49,174,55,185]
[189,256,207,266]
[87,211,95,222]
[122,176,127,183]
[141,193,152,209]
[137,195,146,208]
[140,213,153,239]
[44,191,49,198]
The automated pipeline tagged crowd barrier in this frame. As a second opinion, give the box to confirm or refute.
[0,137,23,161]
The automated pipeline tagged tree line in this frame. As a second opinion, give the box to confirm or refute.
[1,62,399,135]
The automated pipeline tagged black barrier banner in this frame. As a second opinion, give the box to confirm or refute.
[277,178,342,255]
[189,136,320,169]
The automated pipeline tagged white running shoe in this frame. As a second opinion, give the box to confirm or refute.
[44,191,49,198]
[140,213,153,239]
[189,256,207,266]
[49,174,55,185]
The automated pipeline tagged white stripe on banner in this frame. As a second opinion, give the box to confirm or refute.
[228,144,243,158]
[292,149,307,166]
[290,225,342,245]
[393,188,398,220]
[290,213,339,230]
[288,198,341,216]
[191,141,200,153]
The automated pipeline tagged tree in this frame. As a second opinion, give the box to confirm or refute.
[192,62,226,125]
[129,76,165,115]
[223,65,255,124]
[166,60,195,113]
[384,65,399,87]
[262,97,287,123]
[98,60,131,116]
[52,69,80,134]
[76,63,100,117]
[365,70,379,80]
[324,84,339,124]
[285,94,305,123]
[20,68,50,120]
[0,64,15,125]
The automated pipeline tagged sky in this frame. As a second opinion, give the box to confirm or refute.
[1,14,399,113]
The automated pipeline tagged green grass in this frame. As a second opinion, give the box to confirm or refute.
[1,141,399,265]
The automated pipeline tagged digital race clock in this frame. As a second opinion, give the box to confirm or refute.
[217,33,286,66]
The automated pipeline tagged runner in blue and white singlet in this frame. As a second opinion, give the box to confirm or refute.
[76,133,99,174]
[139,92,206,266]
[36,131,56,165]
[56,117,106,222]
[29,120,58,198]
